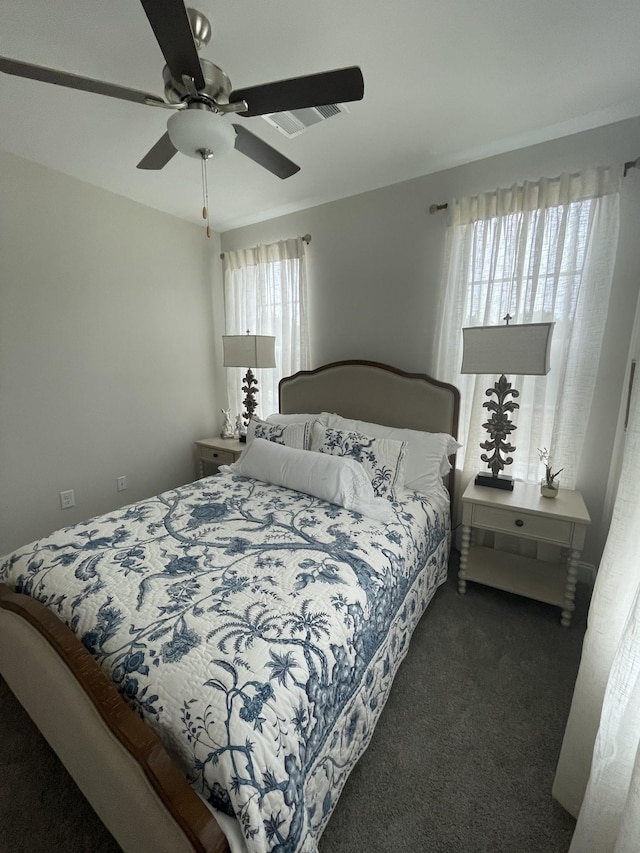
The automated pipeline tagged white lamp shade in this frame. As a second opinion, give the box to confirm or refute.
[223,335,276,369]
[461,322,554,375]
[167,110,236,159]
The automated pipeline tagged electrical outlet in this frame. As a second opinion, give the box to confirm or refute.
[116,475,127,492]
[60,489,75,509]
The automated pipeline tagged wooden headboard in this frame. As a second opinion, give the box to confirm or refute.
[279,360,460,499]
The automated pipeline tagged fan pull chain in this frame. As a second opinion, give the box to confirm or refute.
[200,151,211,239]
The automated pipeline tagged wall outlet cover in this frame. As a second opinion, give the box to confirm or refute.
[60,489,75,509]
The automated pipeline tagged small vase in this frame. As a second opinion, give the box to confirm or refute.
[540,478,560,498]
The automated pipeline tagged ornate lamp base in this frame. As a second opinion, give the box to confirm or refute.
[239,367,260,442]
[476,373,519,490]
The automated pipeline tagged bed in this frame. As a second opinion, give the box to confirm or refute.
[0,360,459,853]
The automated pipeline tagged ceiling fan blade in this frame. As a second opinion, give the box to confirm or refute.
[229,66,364,117]
[139,0,205,91]
[137,132,178,170]
[233,125,300,179]
[0,56,165,106]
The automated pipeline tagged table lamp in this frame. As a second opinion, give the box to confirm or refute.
[461,316,554,490]
[222,331,276,441]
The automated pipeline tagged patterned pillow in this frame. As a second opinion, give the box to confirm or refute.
[310,422,407,501]
[325,413,461,493]
[247,417,311,450]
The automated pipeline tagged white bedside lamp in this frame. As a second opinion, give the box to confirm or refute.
[222,332,276,440]
[461,317,554,490]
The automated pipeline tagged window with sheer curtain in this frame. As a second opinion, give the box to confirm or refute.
[434,167,621,490]
[223,238,310,420]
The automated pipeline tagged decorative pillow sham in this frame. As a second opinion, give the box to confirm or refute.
[310,422,407,501]
[266,412,328,426]
[224,437,395,522]
[247,417,311,450]
[323,412,460,495]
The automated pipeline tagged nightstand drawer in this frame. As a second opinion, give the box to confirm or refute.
[198,447,236,465]
[471,504,573,545]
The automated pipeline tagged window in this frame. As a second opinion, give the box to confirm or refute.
[435,167,621,488]
[223,238,309,419]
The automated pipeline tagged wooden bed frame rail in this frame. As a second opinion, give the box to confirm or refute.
[0,583,229,853]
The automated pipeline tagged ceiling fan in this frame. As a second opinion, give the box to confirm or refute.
[0,0,365,181]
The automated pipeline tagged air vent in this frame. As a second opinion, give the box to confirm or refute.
[262,103,348,138]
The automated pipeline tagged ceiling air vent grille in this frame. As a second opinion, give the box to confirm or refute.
[262,103,348,138]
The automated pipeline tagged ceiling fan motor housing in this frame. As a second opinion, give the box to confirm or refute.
[163,59,232,105]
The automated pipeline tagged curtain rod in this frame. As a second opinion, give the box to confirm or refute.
[430,158,640,210]
[220,234,311,260]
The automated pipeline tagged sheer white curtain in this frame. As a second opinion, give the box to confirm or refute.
[434,167,621,490]
[552,293,640,852]
[224,238,310,420]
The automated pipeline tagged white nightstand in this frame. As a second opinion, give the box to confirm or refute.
[458,480,591,627]
[194,437,244,478]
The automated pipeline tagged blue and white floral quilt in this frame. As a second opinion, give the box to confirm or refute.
[0,471,450,853]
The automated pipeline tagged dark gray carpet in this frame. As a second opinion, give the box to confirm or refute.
[0,553,585,852]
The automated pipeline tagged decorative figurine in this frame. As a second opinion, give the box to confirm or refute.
[235,413,246,442]
[220,408,235,439]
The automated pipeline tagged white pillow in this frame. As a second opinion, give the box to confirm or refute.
[266,412,328,426]
[247,417,311,449]
[324,412,461,495]
[224,438,394,522]
[310,422,407,501]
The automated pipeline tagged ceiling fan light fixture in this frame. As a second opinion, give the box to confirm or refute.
[167,109,235,159]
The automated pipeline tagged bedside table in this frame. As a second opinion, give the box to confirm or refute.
[194,437,244,478]
[458,480,591,627]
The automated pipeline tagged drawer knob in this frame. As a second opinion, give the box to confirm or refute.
[213,452,218,457]
[515,519,524,527]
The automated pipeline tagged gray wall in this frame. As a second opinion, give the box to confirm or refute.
[221,117,640,567]
[0,150,221,554]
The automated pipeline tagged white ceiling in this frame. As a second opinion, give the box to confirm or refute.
[1,0,639,232]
